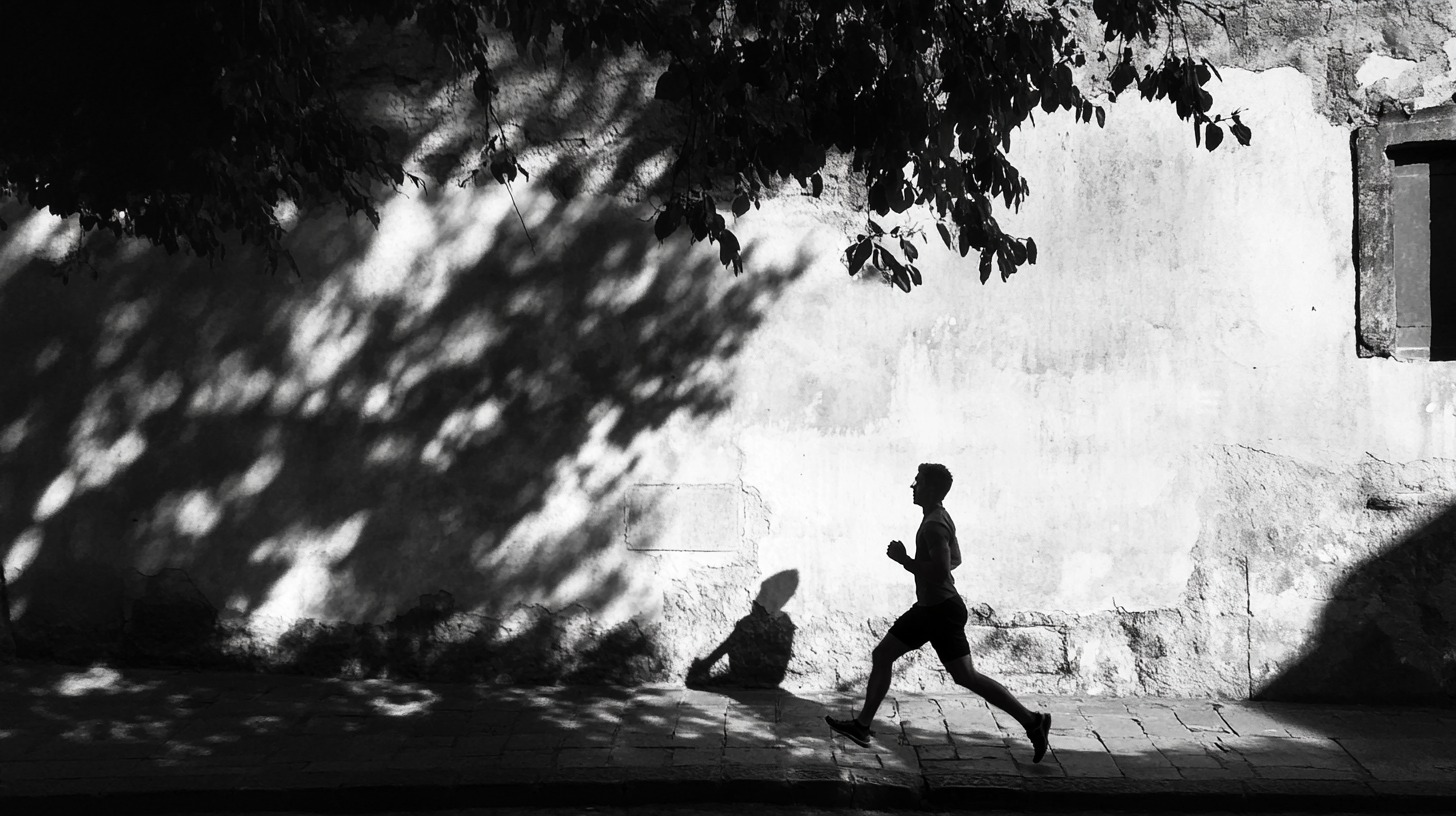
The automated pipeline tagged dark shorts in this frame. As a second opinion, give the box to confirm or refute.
[888,595,971,663]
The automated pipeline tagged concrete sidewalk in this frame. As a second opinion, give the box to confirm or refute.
[2,660,1454,812]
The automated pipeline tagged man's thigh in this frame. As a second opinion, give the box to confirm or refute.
[873,631,917,663]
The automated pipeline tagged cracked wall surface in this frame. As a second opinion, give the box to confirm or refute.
[3,2,1456,700]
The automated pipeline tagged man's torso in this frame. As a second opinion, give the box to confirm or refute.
[913,506,960,607]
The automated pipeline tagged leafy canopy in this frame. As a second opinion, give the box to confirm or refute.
[0,0,1247,288]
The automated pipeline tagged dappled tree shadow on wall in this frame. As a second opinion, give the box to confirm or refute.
[1257,501,1456,706]
[0,192,807,681]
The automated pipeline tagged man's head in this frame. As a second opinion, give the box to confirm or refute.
[912,463,953,507]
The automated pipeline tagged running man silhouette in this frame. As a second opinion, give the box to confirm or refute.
[826,463,1052,762]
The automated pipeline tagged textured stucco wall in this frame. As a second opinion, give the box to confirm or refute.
[3,2,1456,700]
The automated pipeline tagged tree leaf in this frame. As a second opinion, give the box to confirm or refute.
[718,228,740,267]
[1205,122,1223,151]
[936,222,953,250]
[847,238,872,275]
[654,202,682,241]
[732,193,750,217]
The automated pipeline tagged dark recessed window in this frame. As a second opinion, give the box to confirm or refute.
[1357,108,1456,360]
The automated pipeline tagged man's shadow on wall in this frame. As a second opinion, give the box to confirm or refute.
[688,569,799,690]
[682,570,821,741]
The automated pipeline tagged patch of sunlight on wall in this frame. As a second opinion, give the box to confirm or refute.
[73,430,147,490]
[0,210,79,283]
[222,449,284,500]
[33,472,76,522]
[187,352,277,415]
[174,490,223,537]
[420,398,503,471]
[343,187,515,327]
[94,300,153,368]
[287,282,371,391]
[248,512,369,623]
[3,527,42,582]
[0,415,30,454]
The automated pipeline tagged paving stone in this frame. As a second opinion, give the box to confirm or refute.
[1172,704,1233,734]
[671,747,722,766]
[723,746,781,766]
[1130,706,1190,739]
[1099,736,1162,759]
[1,759,150,779]
[1053,751,1124,778]
[899,722,951,745]
[953,741,1017,762]
[1215,735,1354,770]
[559,729,615,749]
[956,756,1021,776]
[917,743,958,761]
[495,750,557,769]
[1086,715,1146,739]
[1252,765,1365,780]
[1213,704,1289,737]
[876,742,920,773]
[987,708,1023,734]
[617,729,677,748]
[1178,764,1255,779]
[781,743,837,768]
[1338,737,1456,781]
[454,734,507,757]
[1149,736,1224,769]
[834,750,882,770]
[555,747,613,768]
[386,747,456,768]
[1076,700,1131,716]
[1118,764,1184,780]
[610,746,672,768]
[505,732,566,751]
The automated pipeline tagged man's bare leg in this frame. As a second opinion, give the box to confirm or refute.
[944,654,1051,761]
[856,634,914,726]
[943,654,1036,728]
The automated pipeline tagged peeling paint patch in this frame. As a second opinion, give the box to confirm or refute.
[1356,53,1419,88]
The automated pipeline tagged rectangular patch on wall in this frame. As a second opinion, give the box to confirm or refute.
[625,484,739,552]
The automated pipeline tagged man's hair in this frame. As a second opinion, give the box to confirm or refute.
[918,463,953,503]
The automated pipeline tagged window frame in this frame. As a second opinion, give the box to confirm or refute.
[1356,105,1456,359]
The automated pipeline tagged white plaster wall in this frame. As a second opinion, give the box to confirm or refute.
[7,45,1456,697]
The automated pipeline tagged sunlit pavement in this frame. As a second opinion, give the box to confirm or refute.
[2,660,1455,813]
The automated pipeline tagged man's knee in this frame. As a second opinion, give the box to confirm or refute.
[942,654,978,684]
[872,637,911,666]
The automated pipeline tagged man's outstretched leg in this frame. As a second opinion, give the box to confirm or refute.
[826,634,914,747]
[944,655,1052,762]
